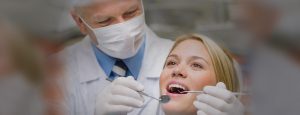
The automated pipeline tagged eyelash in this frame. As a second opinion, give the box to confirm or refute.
[98,18,111,24]
[124,9,138,16]
[166,60,177,66]
[165,59,204,70]
[191,63,203,69]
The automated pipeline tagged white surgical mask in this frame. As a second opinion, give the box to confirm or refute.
[81,14,146,59]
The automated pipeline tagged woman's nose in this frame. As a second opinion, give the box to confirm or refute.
[171,66,187,78]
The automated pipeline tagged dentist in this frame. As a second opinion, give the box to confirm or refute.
[58,0,173,115]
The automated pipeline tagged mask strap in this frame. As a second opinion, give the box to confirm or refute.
[78,15,93,30]
[141,0,145,14]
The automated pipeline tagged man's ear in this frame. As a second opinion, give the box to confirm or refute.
[70,10,88,34]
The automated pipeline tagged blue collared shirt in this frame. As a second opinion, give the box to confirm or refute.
[92,38,146,80]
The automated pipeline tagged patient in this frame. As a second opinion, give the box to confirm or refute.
[159,34,244,115]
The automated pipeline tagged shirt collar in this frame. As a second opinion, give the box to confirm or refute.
[123,39,145,79]
[92,44,116,77]
[92,37,146,79]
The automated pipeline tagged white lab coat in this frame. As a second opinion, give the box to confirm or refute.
[58,27,174,115]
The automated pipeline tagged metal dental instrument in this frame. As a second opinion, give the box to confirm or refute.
[182,91,247,96]
[106,78,170,103]
[138,91,170,103]
[159,95,171,103]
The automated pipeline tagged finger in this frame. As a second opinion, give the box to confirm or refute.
[193,101,222,115]
[216,82,227,89]
[109,95,144,108]
[197,94,229,111]
[197,110,207,115]
[114,77,144,91]
[127,76,135,80]
[203,86,234,103]
[111,85,144,101]
[107,105,133,114]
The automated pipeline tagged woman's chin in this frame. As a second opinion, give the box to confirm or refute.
[162,97,197,115]
[162,102,185,115]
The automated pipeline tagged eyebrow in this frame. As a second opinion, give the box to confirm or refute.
[126,5,138,12]
[92,4,139,21]
[190,56,209,64]
[168,54,179,59]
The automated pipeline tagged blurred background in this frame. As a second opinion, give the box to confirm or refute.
[0,0,261,54]
[0,0,300,115]
[1,0,298,56]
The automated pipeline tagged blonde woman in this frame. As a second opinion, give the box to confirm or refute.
[159,34,244,115]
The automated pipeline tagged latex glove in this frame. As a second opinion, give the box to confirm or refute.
[193,82,244,115]
[95,76,145,115]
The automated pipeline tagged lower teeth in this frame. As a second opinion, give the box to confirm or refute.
[169,87,186,94]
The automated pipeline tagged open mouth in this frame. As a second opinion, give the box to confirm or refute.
[167,83,189,94]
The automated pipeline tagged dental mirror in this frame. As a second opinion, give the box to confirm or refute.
[159,95,170,103]
[138,91,170,103]
[106,78,170,103]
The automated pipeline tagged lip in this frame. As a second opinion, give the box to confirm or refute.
[165,80,190,97]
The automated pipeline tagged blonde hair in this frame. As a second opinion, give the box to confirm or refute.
[169,33,240,92]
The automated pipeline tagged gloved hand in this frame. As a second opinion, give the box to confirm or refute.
[95,76,145,115]
[193,82,244,115]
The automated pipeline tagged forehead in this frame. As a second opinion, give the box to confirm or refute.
[76,0,139,6]
[171,39,210,59]
[79,0,141,15]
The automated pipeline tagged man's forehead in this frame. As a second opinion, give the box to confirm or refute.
[73,0,140,7]
[75,0,141,18]
[72,0,105,7]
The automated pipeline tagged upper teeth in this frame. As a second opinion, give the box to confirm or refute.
[168,84,186,90]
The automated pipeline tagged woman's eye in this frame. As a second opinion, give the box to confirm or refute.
[166,61,177,66]
[191,63,203,69]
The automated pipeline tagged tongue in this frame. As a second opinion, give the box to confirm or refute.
[169,87,187,94]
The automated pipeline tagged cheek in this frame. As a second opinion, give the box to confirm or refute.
[159,68,172,84]
[189,70,217,90]
[159,70,170,91]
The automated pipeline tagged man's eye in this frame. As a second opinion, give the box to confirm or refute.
[98,18,111,24]
[124,9,138,16]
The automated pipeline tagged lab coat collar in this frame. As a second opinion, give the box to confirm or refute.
[139,27,173,79]
[91,44,116,77]
[77,37,106,83]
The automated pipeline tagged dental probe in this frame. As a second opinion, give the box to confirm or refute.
[106,78,170,103]
[182,91,247,96]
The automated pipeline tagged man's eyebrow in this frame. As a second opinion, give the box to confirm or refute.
[126,4,139,12]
